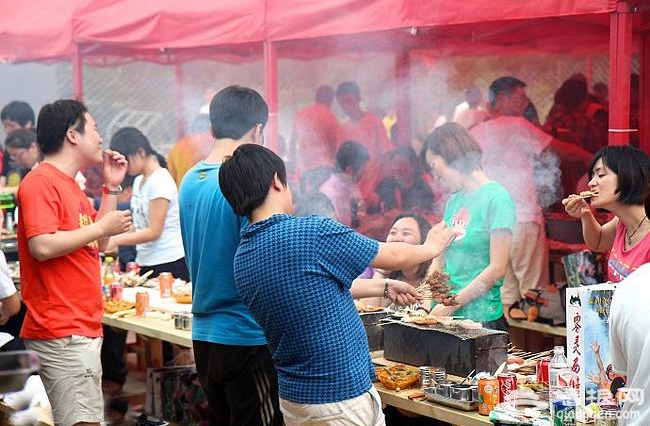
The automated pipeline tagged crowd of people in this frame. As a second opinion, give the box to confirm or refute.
[0,69,648,426]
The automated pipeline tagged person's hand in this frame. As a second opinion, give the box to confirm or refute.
[430,303,458,317]
[97,210,132,237]
[423,221,457,257]
[101,149,128,188]
[386,279,421,306]
[591,341,600,354]
[562,194,592,219]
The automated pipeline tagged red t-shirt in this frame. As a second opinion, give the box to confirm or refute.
[17,163,103,339]
[341,112,394,200]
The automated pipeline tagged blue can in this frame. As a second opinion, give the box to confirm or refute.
[553,399,576,426]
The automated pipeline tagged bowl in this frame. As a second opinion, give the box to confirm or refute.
[450,384,473,401]
[435,381,454,397]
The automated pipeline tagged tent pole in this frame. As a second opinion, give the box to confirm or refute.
[264,41,279,154]
[640,32,650,153]
[395,51,412,146]
[608,2,634,146]
[72,45,84,101]
[174,64,185,139]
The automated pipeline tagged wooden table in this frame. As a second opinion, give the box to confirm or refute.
[375,386,491,426]
[102,287,192,367]
[507,317,566,353]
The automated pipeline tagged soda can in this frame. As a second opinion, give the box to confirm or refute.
[111,282,123,301]
[135,291,149,316]
[497,372,517,409]
[553,398,576,426]
[419,366,433,389]
[159,272,173,298]
[478,376,499,415]
[126,261,140,274]
[537,359,550,385]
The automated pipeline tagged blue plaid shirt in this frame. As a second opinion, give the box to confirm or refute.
[234,214,379,404]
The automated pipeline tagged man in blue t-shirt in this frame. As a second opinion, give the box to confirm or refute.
[178,86,282,426]
[219,144,455,425]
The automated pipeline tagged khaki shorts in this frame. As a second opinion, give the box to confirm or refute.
[280,385,385,426]
[25,336,104,426]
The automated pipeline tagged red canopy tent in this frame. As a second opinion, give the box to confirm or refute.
[0,0,648,150]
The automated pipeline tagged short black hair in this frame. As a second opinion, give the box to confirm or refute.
[336,81,361,98]
[335,140,369,174]
[209,85,268,140]
[36,99,87,155]
[589,145,650,206]
[5,128,37,149]
[1,101,35,127]
[488,76,526,109]
[219,144,286,217]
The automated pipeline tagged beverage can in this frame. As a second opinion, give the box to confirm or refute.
[553,398,576,426]
[537,359,550,385]
[111,282,123,301]
[478,376,499,415]
[159,272,173,298]
[419,366,433,389]
[135,291,149,316]
[497,372,517,409]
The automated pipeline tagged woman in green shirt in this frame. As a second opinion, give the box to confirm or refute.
[421,122,516,332]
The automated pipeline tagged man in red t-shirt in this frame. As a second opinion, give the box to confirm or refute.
[289,85,343,193]
[336,81,394,206]
[17,99,132,426]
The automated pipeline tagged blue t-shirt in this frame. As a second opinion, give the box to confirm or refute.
[235,214,379,404]
[178,161,266,346]
[443,181,516,322]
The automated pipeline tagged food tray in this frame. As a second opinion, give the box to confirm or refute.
[423,387,478,411]
[0,350,40,393]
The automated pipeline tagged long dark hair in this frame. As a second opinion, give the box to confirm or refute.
[110,127,167,169]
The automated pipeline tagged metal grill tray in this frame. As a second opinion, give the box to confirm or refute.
[423,387,478,411]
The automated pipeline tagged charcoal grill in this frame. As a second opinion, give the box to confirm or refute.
[383,321,507,377]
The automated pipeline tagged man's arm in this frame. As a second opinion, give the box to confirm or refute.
[28,210,131,261]
[0,293,20,326]
[371,221,455,270]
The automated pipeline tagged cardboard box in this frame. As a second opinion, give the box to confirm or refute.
[566,282,621,406]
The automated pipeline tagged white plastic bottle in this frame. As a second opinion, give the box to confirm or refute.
[548,345,577,424]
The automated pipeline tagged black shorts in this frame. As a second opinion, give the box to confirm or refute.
[193,341,282,426]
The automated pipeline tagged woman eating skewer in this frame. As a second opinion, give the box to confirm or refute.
[562,145,650,282]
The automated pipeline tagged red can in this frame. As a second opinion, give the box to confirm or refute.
[111,282,123,301]
[536,359,550,385]
[126,262,140,274]
[497,372,517,408]
[135,291,149,316]
[159,272,174,298]
[478,376,499,415]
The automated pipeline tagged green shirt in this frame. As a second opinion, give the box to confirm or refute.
[442,181,516,322]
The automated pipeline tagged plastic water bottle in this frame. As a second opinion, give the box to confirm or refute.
[548,345,577,425]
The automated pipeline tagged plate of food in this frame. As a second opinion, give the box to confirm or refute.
[375,364,420,391]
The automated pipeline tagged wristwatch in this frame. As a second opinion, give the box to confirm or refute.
[102,184,123,195]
